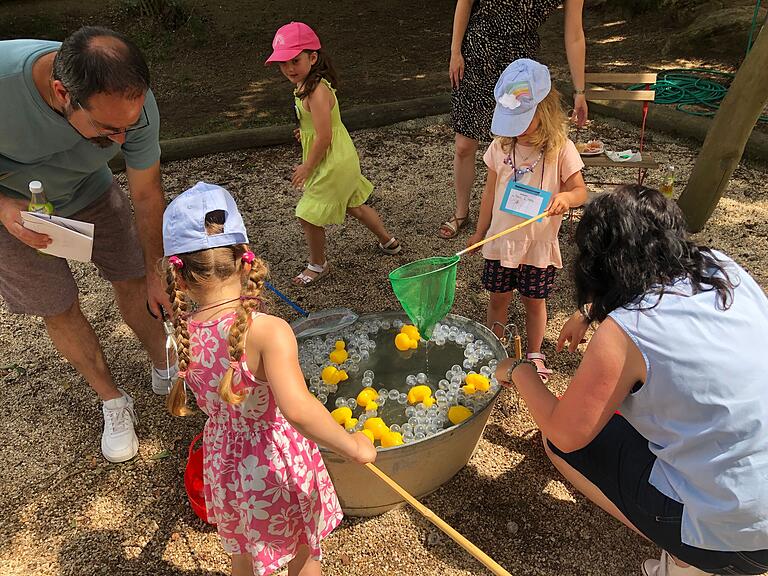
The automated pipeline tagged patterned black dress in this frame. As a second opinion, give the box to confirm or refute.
[452,0,563,141]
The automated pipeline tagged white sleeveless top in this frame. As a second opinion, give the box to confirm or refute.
[610,252,768,551]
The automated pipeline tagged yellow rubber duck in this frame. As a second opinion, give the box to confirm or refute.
[407,384,435,407]
[363,417,389,440]
[356,387,378,407]
[448,405,473,425]
[465,373,490,392]
[401,325,420,340]
[331,407,360,432]
[344,418,358,432]
[361,429,375,443]
[329,340,349,365]
[365,401,379,412]
[380,430,404,447]
[394,325,420,351]
[321,365,349,386]
[331,406,352,426]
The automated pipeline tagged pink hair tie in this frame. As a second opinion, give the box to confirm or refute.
[169,256,184,269]
[177,370,187,379]
[241,251,256,264]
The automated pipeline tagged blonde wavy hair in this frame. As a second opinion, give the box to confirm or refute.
[497,87,568,158]
[163,210,268,417]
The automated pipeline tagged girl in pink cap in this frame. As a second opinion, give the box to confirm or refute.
[266,22,402,287]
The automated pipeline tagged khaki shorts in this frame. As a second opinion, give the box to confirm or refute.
[0,181,146,317]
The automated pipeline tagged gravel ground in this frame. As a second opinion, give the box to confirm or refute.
[1,115,766,576]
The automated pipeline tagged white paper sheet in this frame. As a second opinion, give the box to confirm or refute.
[20,212,94,262]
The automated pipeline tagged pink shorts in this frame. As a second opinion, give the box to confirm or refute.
[0,181,146,317]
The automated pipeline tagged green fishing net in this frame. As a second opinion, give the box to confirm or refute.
[389,256,460,339]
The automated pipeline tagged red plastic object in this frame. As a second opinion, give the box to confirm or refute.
[184,431,215,525]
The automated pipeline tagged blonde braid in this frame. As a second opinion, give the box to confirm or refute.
[166,266,193,416]
[218,251,268,404]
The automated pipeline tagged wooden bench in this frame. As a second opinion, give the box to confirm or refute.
[580,72,659,183]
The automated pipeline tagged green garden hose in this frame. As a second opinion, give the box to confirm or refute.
[629,1,767,122]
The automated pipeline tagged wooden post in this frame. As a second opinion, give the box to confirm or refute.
[677,25,768,232]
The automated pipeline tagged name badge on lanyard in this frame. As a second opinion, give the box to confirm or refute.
[499,180,551,220]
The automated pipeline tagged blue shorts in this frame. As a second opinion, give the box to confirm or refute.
[548,414,768,575]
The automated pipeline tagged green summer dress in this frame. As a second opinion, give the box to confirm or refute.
[294,79,373,226]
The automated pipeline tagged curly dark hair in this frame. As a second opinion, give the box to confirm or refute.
[295,49,338,101]
[574,185,735,322]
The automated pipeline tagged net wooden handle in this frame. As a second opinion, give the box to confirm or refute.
[455,211,550,257]
[365,463,513,576]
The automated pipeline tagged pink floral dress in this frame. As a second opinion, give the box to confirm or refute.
[185,311,343,575]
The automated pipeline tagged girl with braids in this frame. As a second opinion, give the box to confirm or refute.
[266,22,401,287]
[496,186,768,576]
[162,182,376,576]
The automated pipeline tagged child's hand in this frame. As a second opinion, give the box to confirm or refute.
[546,195,571,216]
[465,231,485,254]
[293,128,301,143]
[291,163,312,188]
[350,432,377,464]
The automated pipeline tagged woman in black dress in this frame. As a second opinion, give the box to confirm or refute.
[439,0,588,238]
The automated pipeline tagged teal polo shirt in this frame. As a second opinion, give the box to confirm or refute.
[0,39,161,217]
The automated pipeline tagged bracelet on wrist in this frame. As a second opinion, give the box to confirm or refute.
[578,303,593,323]
[505,358,537,383]
[574,88,586,95]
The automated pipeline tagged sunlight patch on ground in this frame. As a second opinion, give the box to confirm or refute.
[594,35,627,45]
[600,20,627,29]
[84,494,131,530]
[1,531,62,575]
[543,479,576,502]
[666,59,735,72]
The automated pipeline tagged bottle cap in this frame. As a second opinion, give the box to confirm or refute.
[29,180,43,193]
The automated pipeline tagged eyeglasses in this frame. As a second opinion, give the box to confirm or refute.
[74,101,150,137]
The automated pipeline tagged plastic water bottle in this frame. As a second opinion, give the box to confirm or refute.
[28,181,54,215]
[659,165,675,199]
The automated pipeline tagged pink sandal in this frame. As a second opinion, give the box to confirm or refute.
[526,352,553,384]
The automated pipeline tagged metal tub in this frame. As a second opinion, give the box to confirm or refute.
[299,311,507,517]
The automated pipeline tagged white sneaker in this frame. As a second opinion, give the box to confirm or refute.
[642,551,712,576]
[151,364,178,396]
[101,390,138,463]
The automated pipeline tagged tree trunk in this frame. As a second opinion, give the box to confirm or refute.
[677,25,768,232]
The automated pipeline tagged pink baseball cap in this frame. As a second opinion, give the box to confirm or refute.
[265,22,321,64]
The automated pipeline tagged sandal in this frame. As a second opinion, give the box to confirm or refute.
[438,214,470,239]
[378,237,402,255]
[526,352,553,384]
[292,261,330,287]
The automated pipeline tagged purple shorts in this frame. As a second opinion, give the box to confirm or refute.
[0,181,146,317]
[481,259,557,299]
